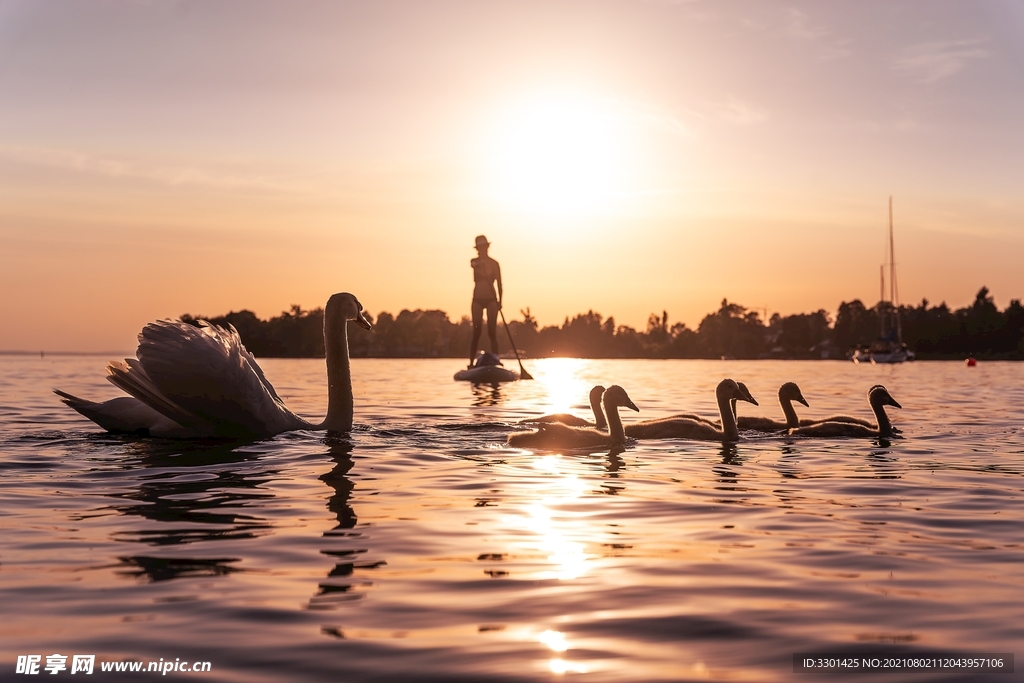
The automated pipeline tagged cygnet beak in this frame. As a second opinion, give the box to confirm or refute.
[887,396,902,409]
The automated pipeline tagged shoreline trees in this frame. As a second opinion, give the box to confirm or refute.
[181,287,1024,360]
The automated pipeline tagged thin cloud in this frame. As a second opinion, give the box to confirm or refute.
[894,39,989,83]
[721,98,767,126]
[0,144,309,194]
[785,8,851,60]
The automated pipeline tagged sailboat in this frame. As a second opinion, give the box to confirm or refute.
[852,197,915,364]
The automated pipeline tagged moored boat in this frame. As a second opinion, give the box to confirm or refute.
[853,197,915,365]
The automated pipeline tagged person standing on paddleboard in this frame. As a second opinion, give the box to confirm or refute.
[468,235,503,368]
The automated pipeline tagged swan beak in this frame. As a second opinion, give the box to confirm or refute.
[356,311,373,330]
[625,399,639,413]
[888,396,902,409]
[796,396,809,407]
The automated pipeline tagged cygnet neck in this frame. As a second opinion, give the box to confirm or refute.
[779,393,800,429]
[591,388,608,430]
[604,396,626,444]
[716,385,740,441]
[869,391,893,438]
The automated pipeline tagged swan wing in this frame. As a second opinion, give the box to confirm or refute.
[54,390,184,435]
[132,320,305,437]
[106,357,211,434]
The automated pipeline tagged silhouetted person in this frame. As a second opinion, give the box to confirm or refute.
[469,235,502,367]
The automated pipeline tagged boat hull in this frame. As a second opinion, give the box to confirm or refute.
[852,347,915,364]
[453,366,519,383]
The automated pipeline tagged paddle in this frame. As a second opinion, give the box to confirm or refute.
[499,309,533,380]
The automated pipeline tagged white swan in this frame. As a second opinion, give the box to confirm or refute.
[507,385,638,449]
[519,385,608,429]
[55,292,372,438]
[624,379,755,442]
[735,381,808,431]
[788,385,901,438]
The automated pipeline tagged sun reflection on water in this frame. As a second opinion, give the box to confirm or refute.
[532,358,592,416]
[517,456,595,581]
[538,630,588,675]
[538,629,568,652]
[549,659,588,674]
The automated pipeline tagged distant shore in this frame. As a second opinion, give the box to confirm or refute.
[8,285,1020,360]
[174,285,1022,362]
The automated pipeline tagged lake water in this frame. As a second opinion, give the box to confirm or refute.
[2,356,1022,682]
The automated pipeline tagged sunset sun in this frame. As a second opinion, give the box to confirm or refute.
[488,97,625,216]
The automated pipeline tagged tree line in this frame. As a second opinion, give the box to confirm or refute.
[181,286,1024,360]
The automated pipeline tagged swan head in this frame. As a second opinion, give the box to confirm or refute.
[326,292,372,330]
[779,382,808,407]
[602,385,639,412]
[869,385,902,410]
[589,385,606,404]
[717,378,757,405]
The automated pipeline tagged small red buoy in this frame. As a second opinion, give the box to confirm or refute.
[966,357,977,367]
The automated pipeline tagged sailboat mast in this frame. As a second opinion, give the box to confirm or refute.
[890,197,903,342]
[888,197,894,305]
[879,265,885,337]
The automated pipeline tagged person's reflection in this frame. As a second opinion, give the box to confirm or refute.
[101,438,276,582]
[470,382,504,407]
[310,437,381,610]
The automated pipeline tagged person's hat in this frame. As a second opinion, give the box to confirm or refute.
[474,235,490,249]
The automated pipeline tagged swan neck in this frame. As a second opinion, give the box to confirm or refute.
[321,320,354,432]
[718,391,739,441]
[780,396,800,428]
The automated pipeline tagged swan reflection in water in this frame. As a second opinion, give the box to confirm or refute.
[309,437,384,610]
[93,437,279,582]
[712,444,744,492]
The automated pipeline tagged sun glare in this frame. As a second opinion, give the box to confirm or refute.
[489,96,626,216]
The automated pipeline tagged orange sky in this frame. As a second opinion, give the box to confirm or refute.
[2,1,1023,351]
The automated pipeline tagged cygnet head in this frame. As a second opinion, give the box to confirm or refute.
[779,382,808,407]
[718,379,757,406]
[868,385,901,409]
[602,385,639,413]
[736,381,758,406]
[326,292,372,330]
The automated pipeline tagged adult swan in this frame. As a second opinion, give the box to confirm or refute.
[55,292,372,439]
